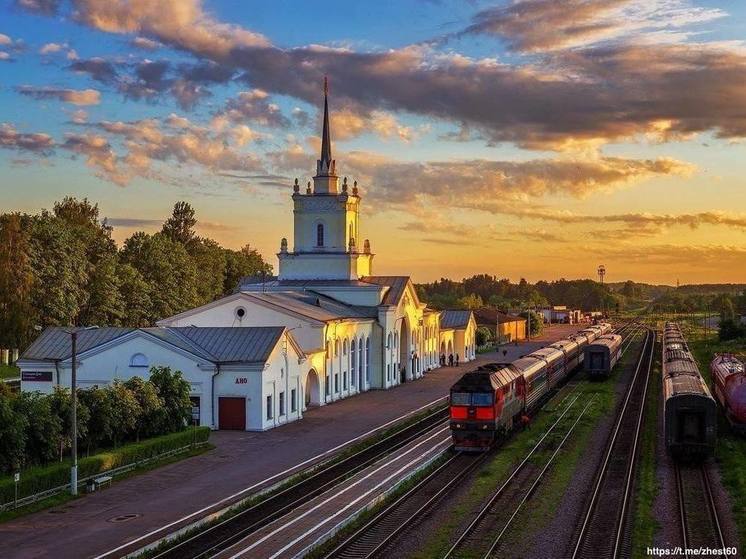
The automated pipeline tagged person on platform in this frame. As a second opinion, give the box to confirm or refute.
[455,353,460,366]
[521,413,531,430]
[448,353,454,366]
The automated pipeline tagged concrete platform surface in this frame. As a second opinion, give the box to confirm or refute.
[0,324,582,559]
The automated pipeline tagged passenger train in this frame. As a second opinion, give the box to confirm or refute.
[449,323,612,451]
[584,334,623,379]
[662,322,717,460]
[711,353,746,434]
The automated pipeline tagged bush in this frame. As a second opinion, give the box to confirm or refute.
[0,427,210,506]
[719,319,745,341]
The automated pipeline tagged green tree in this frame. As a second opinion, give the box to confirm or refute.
[120,233,199,321]
[124,377,162,440]
[149,366,192,433]
[475,326,493,347]
[162,201,197,246]
[79,253,124,327]
[520,310,544,337]
[107,381,142,445]
[456,293,483,310]
[16,392,62,465]
[223,244,273,294]
[190,238,227,304]
[78,387,115,455]
[0,213,35,348]
[116,262,153,327]
[49,387,90,462]
[0,388,27,473]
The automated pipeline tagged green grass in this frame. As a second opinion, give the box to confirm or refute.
[0,443,213,523]
[0,364,20,380]
[688,334,746,552]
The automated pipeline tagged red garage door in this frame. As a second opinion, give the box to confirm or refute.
[219,397,246,430]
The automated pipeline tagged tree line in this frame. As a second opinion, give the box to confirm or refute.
[0,366,192,474]
[416,274,618,313]
[0,198,272,350]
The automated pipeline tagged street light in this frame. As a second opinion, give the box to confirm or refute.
[61,326,98,496]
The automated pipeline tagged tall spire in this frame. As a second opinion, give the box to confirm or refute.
[316,76,336,177]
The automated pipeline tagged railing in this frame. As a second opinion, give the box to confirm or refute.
[0,441,209,512]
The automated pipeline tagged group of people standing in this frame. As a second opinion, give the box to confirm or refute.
[440,353,460,367]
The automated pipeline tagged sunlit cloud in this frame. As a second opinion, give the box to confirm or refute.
[17,85,101,105]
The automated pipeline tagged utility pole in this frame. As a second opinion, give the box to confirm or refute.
[70,330,78,496]
[597,265,606,318]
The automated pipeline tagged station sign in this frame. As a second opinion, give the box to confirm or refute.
[21,371,53,382]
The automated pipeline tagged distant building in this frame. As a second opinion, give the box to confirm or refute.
[473,308,527,342]
[540,306,583,324]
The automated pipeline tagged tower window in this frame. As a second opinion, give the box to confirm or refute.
[317,223,324,247]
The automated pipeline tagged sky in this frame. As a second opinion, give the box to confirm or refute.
[1,0,745,285]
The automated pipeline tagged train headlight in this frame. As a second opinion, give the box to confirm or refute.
[482,425,488,430]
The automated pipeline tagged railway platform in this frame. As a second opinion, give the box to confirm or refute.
[0,325,581,559]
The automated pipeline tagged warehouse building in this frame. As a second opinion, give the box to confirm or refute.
[17,326,305,431]
[473,308,527,342]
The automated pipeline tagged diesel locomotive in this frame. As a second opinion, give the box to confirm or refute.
[711,353,746,434]
[450,323,611,451]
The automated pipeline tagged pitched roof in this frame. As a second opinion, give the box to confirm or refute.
[21,326,291,365]
[360,276,410,306]
[21,327,133,361]
[473,308,526,325]
[238,277,378,291]
[248,291,378,322]
[440,310,474,329]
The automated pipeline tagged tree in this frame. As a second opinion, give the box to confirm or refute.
[0,388,27,473]
[79,253,124,327]
[120,233,199,321]
[0,213,35,348]
[149,366,192,433]
[476,326,493,347]
[116,262,153,327]
[78,387,115,455]
[190,238,227,305]
[124,377,162,440]
[520,310,544,337]
[456,293,484,310]
[719,319,744,341]
[16,391,62,465]
[49,387,90,462]
[223,244,272,295]
[162,201,197,245]
[107,381,142,445]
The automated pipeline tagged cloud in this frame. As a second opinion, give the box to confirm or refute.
[336,151,694,209]
[331,108,414,142]
[39,41,78,59]
[216,89,290,128]
[0,123,55,153]
[104,217,162,228]
[39,42,63,54]
[15,0,59,15]
[17,85,101,105]
[0,34,12,46]
[460,0,725,53]
[130,36,161,50]
[61,133,125,185]
[0,32,24,61]
[42,0,746,150]
[70,109,88,124]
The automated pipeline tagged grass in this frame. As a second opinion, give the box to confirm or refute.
[0,443,213,523]
[688,333,746,552]
[0,364,20,380]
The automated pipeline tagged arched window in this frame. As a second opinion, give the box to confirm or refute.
[394,331,398,348]
[387,332,392,349]
[130,353,149,368]
[343,339,348,355]
[334,339,339,357]
[351,340,356,386]
[365,337,371,382]
[358,338,364,385]
[316,223,324,247]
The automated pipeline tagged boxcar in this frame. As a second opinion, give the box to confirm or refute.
[711,353,746,434]
[584,334,623,379]
[662,323,717,460]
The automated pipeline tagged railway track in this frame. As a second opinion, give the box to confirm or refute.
[150,406,449,559]
[323,450,489,559]
[569,328,655,559]
[676,463,726,555]
[441,391,593,559]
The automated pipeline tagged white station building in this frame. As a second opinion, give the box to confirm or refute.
[19,84,476,431]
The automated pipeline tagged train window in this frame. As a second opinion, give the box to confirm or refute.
[451,392,471,406]
[472,393,493,406]
[503,385,510,396]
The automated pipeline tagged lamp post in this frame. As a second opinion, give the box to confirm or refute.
[62,326,98,496]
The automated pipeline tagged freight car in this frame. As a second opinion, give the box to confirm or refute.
[584,334,623,379]
[711,353,746,434]
[662,322,717,460]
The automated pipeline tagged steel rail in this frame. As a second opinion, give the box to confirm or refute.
[570,328,654,559]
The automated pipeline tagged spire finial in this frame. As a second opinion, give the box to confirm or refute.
[316,75,335,177]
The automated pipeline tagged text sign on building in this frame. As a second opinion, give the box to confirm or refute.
[235,377,248,384]
[22,371,53,382]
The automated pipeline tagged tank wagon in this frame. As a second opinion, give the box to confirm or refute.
[711,353,746,434]
[662,322,717,460]
[584,334,623,379]
[450,324,611,451]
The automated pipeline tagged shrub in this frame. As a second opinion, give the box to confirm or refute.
[0,427,210,506]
